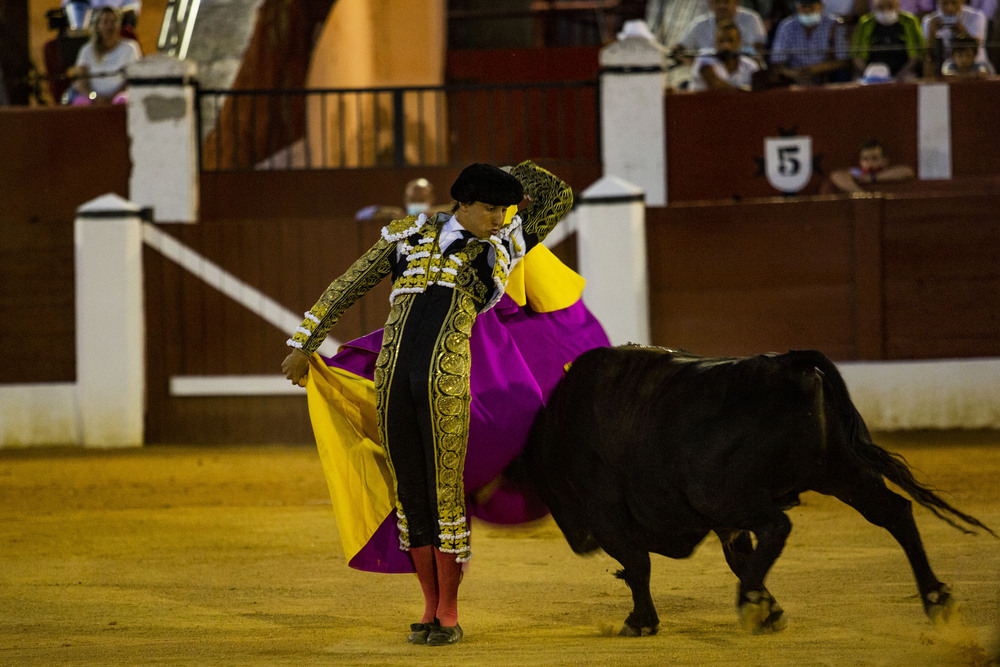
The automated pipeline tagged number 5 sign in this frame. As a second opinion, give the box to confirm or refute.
[764,136,813,193]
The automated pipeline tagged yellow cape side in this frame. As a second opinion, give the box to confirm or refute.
[306,356,395,563]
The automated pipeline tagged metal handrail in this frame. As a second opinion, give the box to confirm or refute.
[196,80,601,171]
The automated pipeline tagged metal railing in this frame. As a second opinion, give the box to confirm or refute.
[196,80,601,171]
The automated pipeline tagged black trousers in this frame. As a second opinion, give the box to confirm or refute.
[380,287,456,549]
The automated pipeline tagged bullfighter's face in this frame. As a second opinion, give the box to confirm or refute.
[456,201,506,239]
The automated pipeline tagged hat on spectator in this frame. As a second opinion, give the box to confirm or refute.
[617,19,657,41]
[860,63,892,85]
[450,163,524,206]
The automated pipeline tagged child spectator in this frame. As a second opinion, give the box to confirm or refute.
[690,20,762,90]
[922,0,994,75]
[827,138,915,193]
[941,35,992,75]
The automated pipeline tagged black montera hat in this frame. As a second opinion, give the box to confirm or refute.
[450,163,524,206]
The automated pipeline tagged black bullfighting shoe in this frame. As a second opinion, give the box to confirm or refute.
[407,619,439,645]
[426,623,463,646]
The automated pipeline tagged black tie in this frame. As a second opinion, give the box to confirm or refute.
[443,230,476,255]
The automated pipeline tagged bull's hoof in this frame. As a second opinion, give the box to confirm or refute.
[924,585,956,625]
[738,589,787,634]
[619,621,659,637]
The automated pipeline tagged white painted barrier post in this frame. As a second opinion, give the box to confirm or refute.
[126,54,199,223]
[75,194,147,447]
[575,175,650,346]
[599,26,667,206]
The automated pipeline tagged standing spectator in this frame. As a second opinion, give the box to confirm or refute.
[676,0,768,60]
[771,0,852,84]
[852,0,925,81]
[68,6,141,104]
[690,20,762,89]
[941,34,992,75]
[922,0,993,74]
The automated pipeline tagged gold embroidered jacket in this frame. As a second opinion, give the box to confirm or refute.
[287,160,573,356]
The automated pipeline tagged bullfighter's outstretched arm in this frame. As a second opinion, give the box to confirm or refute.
[509,160,574,250]
[286,236,396,356]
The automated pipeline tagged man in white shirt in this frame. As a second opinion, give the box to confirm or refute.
[678,0,768,57]
[922,0,994,73]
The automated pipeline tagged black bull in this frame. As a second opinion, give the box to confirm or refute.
[521,346,996,636]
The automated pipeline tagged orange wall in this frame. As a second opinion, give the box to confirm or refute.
[303,0,446,167]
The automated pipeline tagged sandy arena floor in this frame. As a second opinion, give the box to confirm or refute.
[1,432,998,666]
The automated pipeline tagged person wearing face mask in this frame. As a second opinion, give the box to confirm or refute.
[690,20,762,90]
[852,0,926,80]
[355,178,452,221]
[922,0,993,75]
[770,0,852,84]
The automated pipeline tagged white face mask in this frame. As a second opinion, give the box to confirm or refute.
[797,11,821,26]
[874,9,899,24]
[406,203,430,216]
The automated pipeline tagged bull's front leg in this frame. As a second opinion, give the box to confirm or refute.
[612,551,659,636]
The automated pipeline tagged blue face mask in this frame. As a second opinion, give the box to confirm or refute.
[406,203,430,216]
[797,11,821,26]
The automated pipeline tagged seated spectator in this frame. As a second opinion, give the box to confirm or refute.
[827,138,915,193]
[355,178,451,221]
[770,0,852,84]
[690,20,762,89]
[941,35,992,75]
[851,0,925,81]
[922,0,994,75]
[67,6,141,105]
[674,0,768,64]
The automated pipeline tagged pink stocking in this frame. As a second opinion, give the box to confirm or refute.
[434,548,462,626]
[410,545,438,624]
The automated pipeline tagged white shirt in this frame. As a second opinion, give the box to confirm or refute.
[921,6,993,71]
[689,54,761,90]
[679,8,768,53]
[75,38,142,98]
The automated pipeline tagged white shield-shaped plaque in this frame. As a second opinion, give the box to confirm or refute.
[764,136,813,193]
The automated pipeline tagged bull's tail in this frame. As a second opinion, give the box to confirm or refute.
[799,351,998,539]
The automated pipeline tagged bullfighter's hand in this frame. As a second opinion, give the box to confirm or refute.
[282,349,310,387]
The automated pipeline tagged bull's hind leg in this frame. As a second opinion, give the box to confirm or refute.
[716,529,786,633]
[831,476,955,623]
[720,513,792,634]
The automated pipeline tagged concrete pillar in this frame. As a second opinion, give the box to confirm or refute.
[75,194,147,447]
[126,54,199,223]
[598,28,667,206]
[575,176,650,346]
[917,82,951,180]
